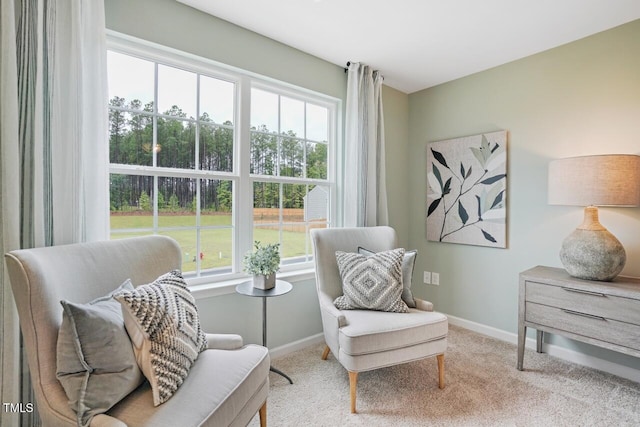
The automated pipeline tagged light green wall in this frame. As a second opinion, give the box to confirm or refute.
[408,20,640,368]
[104,0,410,348]
[382,85,411,245]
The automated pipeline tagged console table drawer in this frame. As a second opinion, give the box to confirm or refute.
[526,281,640,326]
[525,302,640,351]
[518,266,640,372]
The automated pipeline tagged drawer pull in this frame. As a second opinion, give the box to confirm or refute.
[561,309,606,321]
[561,287,606,297]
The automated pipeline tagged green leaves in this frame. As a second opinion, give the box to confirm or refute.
[426,160,451,218]
[431,148,449,169]
[243,241,281,276]
[490,189,504,210]
[433,163,443,188]
[460,162,472,180]
[476,182,506,219]
[482,230,497,243]
[470,135,492,170]
[443,177,452,195]
[458,201,469,225]
[470,135,505,173]
[427,198,441,217]
[481,173,506,185]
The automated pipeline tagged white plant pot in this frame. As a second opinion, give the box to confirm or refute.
[252,273,276,290]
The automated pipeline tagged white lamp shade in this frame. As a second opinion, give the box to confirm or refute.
[548,154,640,207]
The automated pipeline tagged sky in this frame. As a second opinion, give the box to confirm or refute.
[107,50,328,141]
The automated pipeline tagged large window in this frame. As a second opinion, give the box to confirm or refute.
[107,38,338,283]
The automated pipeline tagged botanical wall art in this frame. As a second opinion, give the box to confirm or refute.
[426,130,507,248]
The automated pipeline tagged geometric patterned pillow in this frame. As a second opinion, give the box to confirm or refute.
[334,248,409,313]
[114,270,207,406]
[358,247,418,308]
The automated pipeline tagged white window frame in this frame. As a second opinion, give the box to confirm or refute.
[106,31,340,290]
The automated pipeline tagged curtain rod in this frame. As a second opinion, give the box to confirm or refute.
[343,62,384,81]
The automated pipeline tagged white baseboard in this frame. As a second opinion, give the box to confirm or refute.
[446,314,640,384]
[269,333,324,359]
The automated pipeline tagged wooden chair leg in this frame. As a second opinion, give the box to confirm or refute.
[437,354,445,389]
[321,345,331,360]
[349,371,358,413]
[259,401,267,427]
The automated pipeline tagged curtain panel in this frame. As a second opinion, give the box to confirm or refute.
[344,62,388,227]
[1,1,22,425]
[0,1,108,426]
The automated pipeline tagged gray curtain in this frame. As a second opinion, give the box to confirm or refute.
[0,1,109,426]
[343,62,388,227]
[1,0,22,425]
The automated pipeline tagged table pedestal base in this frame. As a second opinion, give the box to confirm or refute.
[270,366,293,384]
[236,280,295,385]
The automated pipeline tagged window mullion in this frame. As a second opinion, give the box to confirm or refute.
[277,95,281,177]
[303,102,308,179]
[279,183,283,248]
[153,63,159,232]
[153,176,159,233]
[195,74,201,172]
[195,75,201,275]
[236,77,253,273]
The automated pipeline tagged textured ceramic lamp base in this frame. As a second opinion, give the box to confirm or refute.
[560,207,625,282]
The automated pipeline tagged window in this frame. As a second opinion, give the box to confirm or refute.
[250,86,331,267]
[107,37,338,283]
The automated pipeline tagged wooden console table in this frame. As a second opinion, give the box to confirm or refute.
[517,265,640,370]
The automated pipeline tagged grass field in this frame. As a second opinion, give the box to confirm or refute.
[110,213,319,273]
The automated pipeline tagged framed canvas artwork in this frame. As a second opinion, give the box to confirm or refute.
[426,130,507,248]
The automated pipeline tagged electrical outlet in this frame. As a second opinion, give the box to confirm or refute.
[423,271,431,284]
[432,272,440,286]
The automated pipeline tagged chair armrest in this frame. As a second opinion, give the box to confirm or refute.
[414,298,434,312]
[317,293,347,355]
[318,293,347,328]
[91,414,127,427]
[205,333,244,350]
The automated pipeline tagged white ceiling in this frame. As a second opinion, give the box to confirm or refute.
[178,0,640,94]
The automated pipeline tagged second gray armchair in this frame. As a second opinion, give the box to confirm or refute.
[310,226,448,413]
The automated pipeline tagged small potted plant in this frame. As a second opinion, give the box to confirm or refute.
[243,241,281,290]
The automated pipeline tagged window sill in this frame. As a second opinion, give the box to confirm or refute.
[190,268,316,300]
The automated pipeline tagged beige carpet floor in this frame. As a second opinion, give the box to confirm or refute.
[248,325,640,426]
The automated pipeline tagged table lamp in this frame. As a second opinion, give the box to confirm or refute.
[548,154,640,281]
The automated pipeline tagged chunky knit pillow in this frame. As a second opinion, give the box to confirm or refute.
[114,270,207,406]
[334,248,409,313]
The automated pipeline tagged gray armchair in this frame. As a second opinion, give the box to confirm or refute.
[5,236,269,426]
[310,226,447,413]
